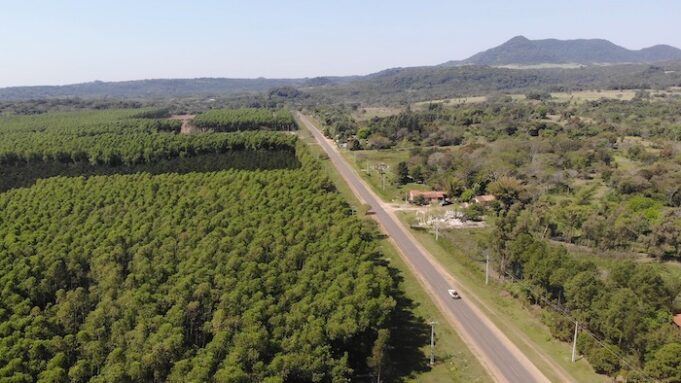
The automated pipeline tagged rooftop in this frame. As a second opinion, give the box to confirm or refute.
[674,314,681,328]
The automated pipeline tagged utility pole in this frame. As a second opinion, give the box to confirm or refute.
[485,251,490,285]
[571,321,579,362]
[434,220,439,241]
[428,321,437,367]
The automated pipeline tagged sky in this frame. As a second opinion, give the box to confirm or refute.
[0,0,680,87]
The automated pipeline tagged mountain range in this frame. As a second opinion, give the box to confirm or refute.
[442,36,681,66]
[1,37,680,101]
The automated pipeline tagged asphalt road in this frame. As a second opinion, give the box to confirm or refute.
[298,112,550,383]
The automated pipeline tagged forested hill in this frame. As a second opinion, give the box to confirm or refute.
[0,78,307,100]
[2,58,681,103]
[312,62,681,104]
[442,36,681,66]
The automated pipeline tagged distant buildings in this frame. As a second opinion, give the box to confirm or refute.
[473,195,497,204]
[408,190,447,204]
[674,314,681,330]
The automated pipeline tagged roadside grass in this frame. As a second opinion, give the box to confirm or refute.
[352,106,402,121]
[296,116,493,383]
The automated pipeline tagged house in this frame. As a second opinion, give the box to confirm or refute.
[408,190,447,204]
[473,195,497,204]
[674,314,681,330]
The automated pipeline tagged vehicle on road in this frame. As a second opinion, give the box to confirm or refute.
[448,289,461,299]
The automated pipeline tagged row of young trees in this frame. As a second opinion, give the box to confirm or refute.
[0,145,397,382]
[0,131,297,166]
[0,109,295,167]
[192,108,297,132]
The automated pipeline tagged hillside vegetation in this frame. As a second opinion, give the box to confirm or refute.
[442,35,681,66]
[2,62,681,106]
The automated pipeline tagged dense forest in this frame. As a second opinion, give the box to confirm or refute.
[0,105,403,381]
[192,108,297,132]
[0,109,301,192]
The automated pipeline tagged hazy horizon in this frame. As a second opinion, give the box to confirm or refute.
[2,0,680,88]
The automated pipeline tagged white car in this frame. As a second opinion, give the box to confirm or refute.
[448,289,461,299]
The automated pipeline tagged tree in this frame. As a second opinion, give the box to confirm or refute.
[357,128,371,140]
[565,270,605,316]
[593,288,646,349]
[648,213,681,260]
[644,342,681,382]
[395,162,409,185]
[410,166,424,183]
[587,344,622,377]
[444,176,465,198]
[367,329,391,383]
[487,176,524,209]
[463,204,484,222]
[492,203,524,277]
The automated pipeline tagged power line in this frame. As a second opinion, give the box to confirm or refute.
[495,268,659,382]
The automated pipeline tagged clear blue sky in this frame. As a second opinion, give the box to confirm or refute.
[1,0,679,87]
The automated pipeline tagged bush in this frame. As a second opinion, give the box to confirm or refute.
[542,311,574,342]
[463,204,484,221]
[460,189,475,202]
[586,344,622,376]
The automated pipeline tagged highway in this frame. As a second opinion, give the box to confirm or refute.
[297,112,552,383]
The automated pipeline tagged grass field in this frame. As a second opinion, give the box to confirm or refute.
[352,106,402,121]
[340,148,431,202]
[549,89,637,102]
[413,96,489,109]
[411,88,671,109]
[297,117,493,382]
[410,87,681,112]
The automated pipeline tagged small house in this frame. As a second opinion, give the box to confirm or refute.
[473,195,497,204]
[674,314,681,330]
[408,190,447,204]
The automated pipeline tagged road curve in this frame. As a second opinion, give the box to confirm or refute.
[297,112,551,383]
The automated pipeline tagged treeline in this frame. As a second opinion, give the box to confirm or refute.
[2,62,680,106]
[0,148,397,381]
[307,62,681,105]
[192,108,297,132]
[0,151,300,192]
[0,109,181,138]
[0,131,297,166]
[494,206,681,381]
[0,109,298,167]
